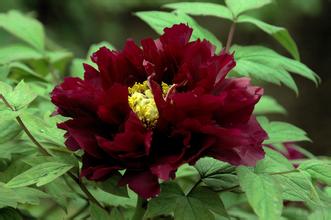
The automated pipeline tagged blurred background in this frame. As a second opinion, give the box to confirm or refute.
[0,0,330,155]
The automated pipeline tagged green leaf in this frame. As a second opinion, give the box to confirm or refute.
[0,141,34,160]
[110,207,124,220]
[299,160,331,185]
[96,173,128,197]
[163,2,233,20]
[146,182,227,220]
[255,147,294,174]
[225,0,273,17]
[237,16,299,60]
[237,166,283,220]
[277,170,320,204]
[8,62,48,82]
[0,183,48,208]
[282,207,309,220]
[257,117,310,144]
[7,81,36,110]
[0,44,43,65]
[195,157,234,177]
[254,95,286,115]
[90,203,111,220]
[0,11,45,51]
[0,116,21,144]
[135,11,222,51]
[233,55,299,94]
[232,45,320,86]
[6,162,73,188]
[87,41,115,58]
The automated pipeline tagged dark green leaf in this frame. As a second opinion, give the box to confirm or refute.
[0,11,45,51]
[110,207,124,220]
[96,173,128,197]
[195,157,234,177]
[237,166,283,220]
[0,207,22,220]
[90,203,111,220]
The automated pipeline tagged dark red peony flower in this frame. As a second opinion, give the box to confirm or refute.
[51,24,267,199]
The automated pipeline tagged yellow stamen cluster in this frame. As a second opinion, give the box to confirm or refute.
[128,81,170,128]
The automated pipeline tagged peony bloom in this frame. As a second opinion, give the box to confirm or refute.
[51,24,267,199]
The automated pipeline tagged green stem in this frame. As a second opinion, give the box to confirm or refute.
[132,196,147,220]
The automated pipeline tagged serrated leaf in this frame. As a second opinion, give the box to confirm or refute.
[237,166,283,220]
[90,203,111,220]
[6,162,73,188]
[135,11,222,51]
[299,160,331,185]
[0,44,43,65]
[237,16,299,60]
[254,95,286,115]
[0,11,45,51]
[225,0,273,17]
[257,117,310,144]
[163,2,233,20]
[7,81,36,110]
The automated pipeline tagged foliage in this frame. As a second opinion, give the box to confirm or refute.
[0,1,329,220]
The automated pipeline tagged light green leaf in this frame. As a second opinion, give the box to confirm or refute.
[0,183,48,208]
[254,95,286,115]
[232,45,320,85]
[237,16,299,60]
[163,2,233,20]
[257,117,310,144]
[7,81,36,110]
[8,62,48,82]
[135,11,222,51]
[225,0,273,17]
[233,58,298,94]
[70,58,85,78]
[299,160,331,185]
[237,166,283,220]
[0,44,43,65]
[276,170,321,204]
[90,203,111,220]
[255,147,294,174]
[6,162,73,188]
[0,81,12,96]
[0,11,45,51]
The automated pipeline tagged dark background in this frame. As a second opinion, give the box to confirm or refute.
[0,0,330,155]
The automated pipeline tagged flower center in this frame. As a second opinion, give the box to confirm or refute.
[128,81,169,128]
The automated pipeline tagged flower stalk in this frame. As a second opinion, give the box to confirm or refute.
[225,21,237,53]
